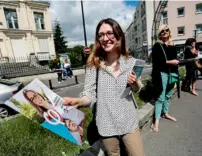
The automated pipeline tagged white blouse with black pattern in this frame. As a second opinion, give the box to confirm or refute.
[80,55,141,137]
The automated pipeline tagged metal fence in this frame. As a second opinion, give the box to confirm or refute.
[0,56,50,78]
[0,56,84,78]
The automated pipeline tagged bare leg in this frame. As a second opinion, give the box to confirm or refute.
[163,113,177,122]
[153,119,159,132]
[191,81,198,96]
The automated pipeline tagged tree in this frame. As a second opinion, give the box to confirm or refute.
[89,43,94,51]
[53,20,68,55]
[68,45,84,66]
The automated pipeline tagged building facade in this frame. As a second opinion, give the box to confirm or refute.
[160,1,202,53]
[125,0,154,60]
[126,0,202,60]
[125,21,135,55]
[0,0,56,61]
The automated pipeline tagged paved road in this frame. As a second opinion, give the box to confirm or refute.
[54,67,202,156]
[54,67,152,97]
[142,79,202,156]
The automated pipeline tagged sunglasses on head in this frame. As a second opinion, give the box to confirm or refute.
[161,28,169,34]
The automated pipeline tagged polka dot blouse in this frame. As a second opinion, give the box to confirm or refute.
[80,55,141,137]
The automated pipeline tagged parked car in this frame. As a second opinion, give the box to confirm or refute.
[0,78,24,118]
[198,51,202,76]
[198,50,202,58]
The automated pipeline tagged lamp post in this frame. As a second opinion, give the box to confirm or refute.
[80,0,89,72]
[80,0,87,47]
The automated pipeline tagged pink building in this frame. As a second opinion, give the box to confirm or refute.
[161,1,202,53]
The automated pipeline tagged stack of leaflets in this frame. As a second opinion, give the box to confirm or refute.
[5,79,84,145]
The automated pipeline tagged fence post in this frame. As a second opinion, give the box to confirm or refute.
[49,79,53,89]
[75,75,78,84]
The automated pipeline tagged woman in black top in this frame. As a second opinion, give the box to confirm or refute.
[152,25,179,132]
[184,38,198,96]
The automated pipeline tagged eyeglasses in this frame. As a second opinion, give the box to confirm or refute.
[161,29,169,34]
[28,93,43,104]
[97,31,114,41]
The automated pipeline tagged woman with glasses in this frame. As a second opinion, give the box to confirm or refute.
[152,25,179,132]
[63,18,145,156]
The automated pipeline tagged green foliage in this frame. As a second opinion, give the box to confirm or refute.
[68,45,84,65]
[133,91,146,109]
[53,20,68,55]
[89,44,94,51]
[9,98,38,121]
[48,57,60,70]
[0,108,93,156]
[179,66,186,80]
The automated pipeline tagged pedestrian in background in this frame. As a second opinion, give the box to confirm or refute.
[152,24,179,132]
[63,18,145,156]
[56,62,62,83]
[183,38,198,96]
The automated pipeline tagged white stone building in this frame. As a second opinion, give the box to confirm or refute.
[0,0,56,61]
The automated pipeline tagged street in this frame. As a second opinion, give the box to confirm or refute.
[54,66,152,97]
[142,80,202,156]
[55,69,202,156]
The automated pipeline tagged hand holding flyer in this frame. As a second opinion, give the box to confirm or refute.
[120,59,145,99]
[132,59,145,79]
[5,79,85,145]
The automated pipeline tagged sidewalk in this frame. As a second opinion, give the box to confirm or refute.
[41,69,85,89]
[142,79,202,156]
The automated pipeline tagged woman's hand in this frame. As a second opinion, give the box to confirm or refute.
[63,97,81,108]
[127,72,137,86]
[172,59,179,65]
[167,59,179,65]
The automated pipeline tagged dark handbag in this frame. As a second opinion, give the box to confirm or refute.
[181,79,191,92]
[87,68,100,146]
[139,79,155,102]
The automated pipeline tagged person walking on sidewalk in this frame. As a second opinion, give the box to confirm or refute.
[183,38,198,96]
[63,18,145,156]
[152,24,179,132]
[56,62,63,83]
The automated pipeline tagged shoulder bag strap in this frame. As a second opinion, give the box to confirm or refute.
[92,68,99,120]
[158,42,168,61]
[158,42,171,74]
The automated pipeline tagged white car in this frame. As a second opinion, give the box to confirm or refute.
[198,51,202,58]
[0,78,24,118]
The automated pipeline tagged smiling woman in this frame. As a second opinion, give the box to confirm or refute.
[63,18,145,156]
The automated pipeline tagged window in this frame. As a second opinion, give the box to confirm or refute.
[141,2,145,17]
[134,13,136,20]
[137,11,139,17]
[134,25,137,32]
[196,3,202,13]
[34,12,45,30]
[135,38,138,44]
[142,20,144,32]
[162,11,168,24]
[141,18,146,32]
[177,26,185,35]
[178,7,184,17]
[196,24,202,33]
[4,9,19,29]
